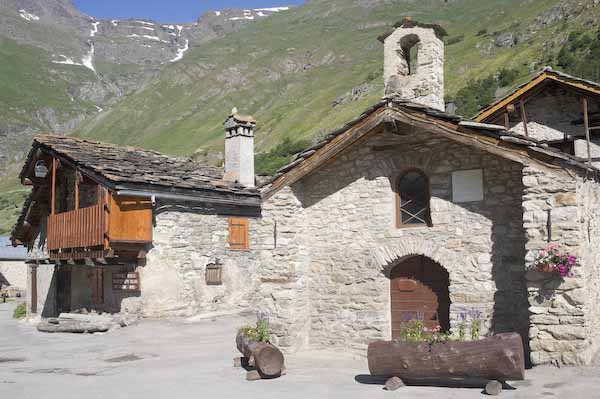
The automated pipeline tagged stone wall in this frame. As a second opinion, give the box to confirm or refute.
[0,261,27,293]
[577,174,600,364]
[271,130,529,353]
[521,166,596,365]
[134,208,260,318]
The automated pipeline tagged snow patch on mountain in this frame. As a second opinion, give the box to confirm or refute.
[82,43,95,72]
[111,20,119,27]
[136,20,155,26]
[53,55,83,66]
[255,7,290,12]
[19,9,40,22]
[128,34,168,43]
[90,21,100,37]
[215,11,221,16]
[176,25,183,36]
[170,40,189,62]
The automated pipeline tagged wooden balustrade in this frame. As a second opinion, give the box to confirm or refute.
[47,202,106,251]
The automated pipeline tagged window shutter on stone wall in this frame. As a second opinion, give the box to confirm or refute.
[229,217,250,250]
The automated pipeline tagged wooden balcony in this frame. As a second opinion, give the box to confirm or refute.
[48,202,106,250]
[47,193,152,262]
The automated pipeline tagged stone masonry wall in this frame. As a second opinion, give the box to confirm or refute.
[0,261,27,292]
[135,208,260,318]
[577,175,600,364]
[278,131,529,354]
[135,196,311,353]
[521,166,594,365]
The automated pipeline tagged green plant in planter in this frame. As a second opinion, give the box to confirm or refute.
[239,319,271,343]
[471,317,482,340]
[458,321,467,341]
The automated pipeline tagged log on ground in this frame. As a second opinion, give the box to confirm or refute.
[368,332,525,381]
[236,331,285,377]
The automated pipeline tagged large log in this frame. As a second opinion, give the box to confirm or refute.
[236,331,285,377]
[368,332,525,381]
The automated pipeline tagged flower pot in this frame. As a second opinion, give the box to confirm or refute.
[536,264,555,274]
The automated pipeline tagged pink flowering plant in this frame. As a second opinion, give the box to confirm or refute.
[530,243,576,278]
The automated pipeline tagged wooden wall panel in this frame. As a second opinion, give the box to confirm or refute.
[108,195,153,243]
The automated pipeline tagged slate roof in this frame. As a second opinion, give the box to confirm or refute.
[377,17,448,42]
[21,135,259,199]
[0,237,27,260]
[476,67,600,121]
[263,95,599,194]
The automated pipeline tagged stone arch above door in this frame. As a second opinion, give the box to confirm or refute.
[373,237,461,278]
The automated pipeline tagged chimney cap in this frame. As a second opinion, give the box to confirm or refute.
[226,107,257,126]
[377,18,447,43]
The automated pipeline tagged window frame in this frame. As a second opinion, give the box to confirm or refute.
[394,169,432,228]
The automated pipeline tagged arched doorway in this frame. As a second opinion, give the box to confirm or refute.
[390,255,450,338]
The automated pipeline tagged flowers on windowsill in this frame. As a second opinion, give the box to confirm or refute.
[529,243,576,278]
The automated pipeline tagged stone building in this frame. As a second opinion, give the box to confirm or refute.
[10,18,600,366]
[0,236,27,298]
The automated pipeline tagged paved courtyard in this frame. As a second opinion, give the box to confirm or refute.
[1,302,600,398]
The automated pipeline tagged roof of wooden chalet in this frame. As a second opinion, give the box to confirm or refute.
[262,96,599,198]
[20,135,260,203]
[475,67,600,122]
[11,135,262,245]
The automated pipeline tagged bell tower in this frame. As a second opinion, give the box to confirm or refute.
[379,17,446,111]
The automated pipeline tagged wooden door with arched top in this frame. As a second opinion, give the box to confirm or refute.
[390,256,450,338]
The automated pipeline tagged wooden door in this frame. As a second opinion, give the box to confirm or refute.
[91,268,104,307]
[56,267,71,314]
[390,256,450,339]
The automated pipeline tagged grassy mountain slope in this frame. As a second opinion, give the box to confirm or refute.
[3,0,600,234]
[75,0,578,159]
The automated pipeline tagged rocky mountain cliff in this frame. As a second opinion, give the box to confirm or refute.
[0,0,290,177]
[2,0,600,234]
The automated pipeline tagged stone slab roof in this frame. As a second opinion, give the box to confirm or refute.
[263,96,599,197]
[476,67,600,121]
[21,135,259,199]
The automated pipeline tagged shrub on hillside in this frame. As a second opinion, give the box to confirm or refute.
[255,137,311,176]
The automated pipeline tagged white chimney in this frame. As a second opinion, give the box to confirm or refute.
[223,108,256,187]
[380,17,446,111]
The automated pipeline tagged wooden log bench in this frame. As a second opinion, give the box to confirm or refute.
[368,332,525,394]
[234,331,286,380]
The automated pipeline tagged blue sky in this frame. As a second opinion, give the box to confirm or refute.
[74,0,305,23]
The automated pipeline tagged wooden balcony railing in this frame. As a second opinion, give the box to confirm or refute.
[47,202,106,251]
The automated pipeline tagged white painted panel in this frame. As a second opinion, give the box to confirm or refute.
[452,169,484,203]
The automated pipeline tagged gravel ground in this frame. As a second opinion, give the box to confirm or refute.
[1,301,599,398]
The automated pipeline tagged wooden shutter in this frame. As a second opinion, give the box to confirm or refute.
[229,217,249,250]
